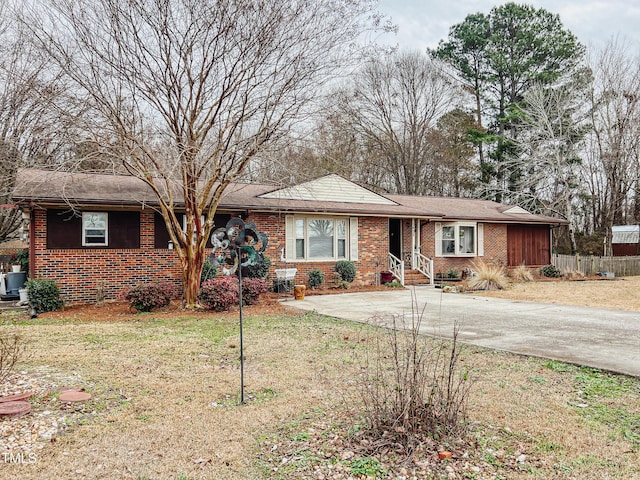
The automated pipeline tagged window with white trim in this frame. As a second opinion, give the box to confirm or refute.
[82,212,108,246]
[292,216,349,260]
[436,222,481,256]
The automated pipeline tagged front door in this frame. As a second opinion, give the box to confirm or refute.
[389,218,402,259]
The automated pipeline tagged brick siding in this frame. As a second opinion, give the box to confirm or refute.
[32,209,391,304]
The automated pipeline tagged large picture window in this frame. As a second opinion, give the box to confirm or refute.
[437,222,480,257]
[292,217,349,260]
[82,212,108,246]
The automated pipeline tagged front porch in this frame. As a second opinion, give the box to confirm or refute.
[387,218,434,286]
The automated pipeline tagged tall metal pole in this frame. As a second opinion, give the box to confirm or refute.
[238,248,245,404]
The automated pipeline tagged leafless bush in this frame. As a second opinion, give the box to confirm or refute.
[354,295,472,455]
[0,331,26,384]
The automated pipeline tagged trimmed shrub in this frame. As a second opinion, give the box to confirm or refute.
[200,260,219,285]
[241,277,269,305]
[246,254,271,279]
[26,278,64,313]
[199,276,239,311]
[308,268,325,289]
[121,282,178,312]
[540,264,561,278]
[335,260,356,283]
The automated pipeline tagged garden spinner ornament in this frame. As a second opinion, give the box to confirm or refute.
[210,217,268,404]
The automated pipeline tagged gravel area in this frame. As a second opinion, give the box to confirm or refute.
[0,372,66,460]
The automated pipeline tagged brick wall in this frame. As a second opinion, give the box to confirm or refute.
[33,209,390,304]
[33,209,183,304]
[255,212,388,288]
[418,222,507,274]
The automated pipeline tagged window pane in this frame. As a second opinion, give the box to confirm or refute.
[337,239,346,258]
[459,226,475,254]
[309,219,334,258]
[83,212,107,245]
[295,219,305,239]
[295,219,305,258]
[442,225,455,254]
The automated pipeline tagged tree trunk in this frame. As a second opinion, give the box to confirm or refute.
[182,248,205,309]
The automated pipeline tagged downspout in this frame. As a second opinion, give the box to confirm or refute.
[411,218,416,269]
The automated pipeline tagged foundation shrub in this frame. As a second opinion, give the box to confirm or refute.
[510,264,534,282]
[245,254,271,279]
[199,276,239,311]
[307,268,325,289]
[540,264,561,278]
[335,260,356,283]
[241,277,268,305]
[467,260,508,291]
[200,260,219,285]
[121,282,178,312]
[26,278,64,313]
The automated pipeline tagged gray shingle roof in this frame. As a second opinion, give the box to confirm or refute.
[13,168,567,225]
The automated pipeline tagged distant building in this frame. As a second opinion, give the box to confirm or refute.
[612,225,640,256]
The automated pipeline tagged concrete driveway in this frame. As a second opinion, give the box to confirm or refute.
[287,286,640,378]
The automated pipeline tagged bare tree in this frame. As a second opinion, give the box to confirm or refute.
[0,4,77,242]
[505,76,590,254]
[21,0,386,307]
[585,39,640,254]
[331,51,464,195]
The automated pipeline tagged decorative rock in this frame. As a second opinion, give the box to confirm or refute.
[59,391,92,402]
[0,401,32,417]
[0,392,34,403]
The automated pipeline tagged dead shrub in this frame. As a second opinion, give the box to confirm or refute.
[0,331,26,384]
[510,264,534,282]
[562,269,585,280]
[466,260,508,291]
[354,293,472,455]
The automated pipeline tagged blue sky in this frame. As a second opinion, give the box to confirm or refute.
[376,0,640,52]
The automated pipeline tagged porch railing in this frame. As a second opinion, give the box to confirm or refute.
[413,251,434,285]
[388,252,405,285]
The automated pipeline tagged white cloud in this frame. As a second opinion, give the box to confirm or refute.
[376,0,640,51]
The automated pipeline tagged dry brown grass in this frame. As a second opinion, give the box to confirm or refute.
[475,275,640,311]
[467,260,509,291]
[509,264,534,282]
[1,289,639,479]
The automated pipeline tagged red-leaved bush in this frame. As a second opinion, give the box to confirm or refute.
[121,282,179,312]
[198,276,269,310]
[241,277,269,305]
[199,276,239,311]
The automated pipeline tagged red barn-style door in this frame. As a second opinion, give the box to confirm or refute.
[507,225,551,266]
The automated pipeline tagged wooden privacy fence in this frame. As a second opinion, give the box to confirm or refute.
[553,253,640,277]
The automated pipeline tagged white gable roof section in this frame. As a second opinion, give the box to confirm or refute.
[259,174,398,206]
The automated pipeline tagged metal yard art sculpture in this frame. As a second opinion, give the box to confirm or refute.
[209,217,268,404]
[210,218,269,276]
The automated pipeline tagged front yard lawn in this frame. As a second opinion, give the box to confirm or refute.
[1,304,639,479]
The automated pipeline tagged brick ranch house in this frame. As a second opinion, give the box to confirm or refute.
[13,168,567,304]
